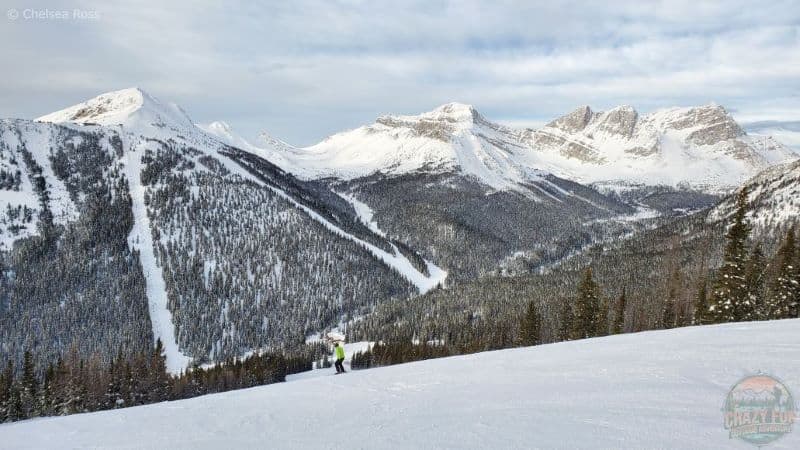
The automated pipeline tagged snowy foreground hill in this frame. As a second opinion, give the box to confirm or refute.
[2,320,798,449]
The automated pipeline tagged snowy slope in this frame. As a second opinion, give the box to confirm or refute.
[36,89,204,373]
[237,163,447,294]
[0,120,79,249]
[337,191,448,291]
[708,158,800,231]
[37,87,194,132]
[2,319,799,449]
[206,103,554,194]
[122,141,193,374]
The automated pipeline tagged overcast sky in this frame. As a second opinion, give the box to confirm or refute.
[1,0,798,145]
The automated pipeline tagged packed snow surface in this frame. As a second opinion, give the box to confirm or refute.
[2,319,798,449]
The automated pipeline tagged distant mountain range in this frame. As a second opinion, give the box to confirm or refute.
[206,101,796,195]
[743,120,800,152]
[0,87,797,373]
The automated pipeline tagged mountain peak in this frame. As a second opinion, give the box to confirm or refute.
[37,87,145,125]
[546,105,594,132]
[595,105,639,137]
[204,120,235,141]
[370,102,486,141]
[431,102,476,115]
[36,87,193,131]
[423,102,479,124]
[647,103,744,143]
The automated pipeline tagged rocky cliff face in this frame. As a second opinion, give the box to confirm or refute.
[519,104,796,193]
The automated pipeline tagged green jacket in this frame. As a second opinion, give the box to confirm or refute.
[335,345,345,360]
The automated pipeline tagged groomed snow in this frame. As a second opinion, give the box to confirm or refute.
[2,319,798,449]
[123,138,193,374]
[338,192,448,293]
[286,341,375,382]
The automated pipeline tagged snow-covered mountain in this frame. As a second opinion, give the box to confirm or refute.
[37,87,194,133]
[207,102,548,194]
[206,100,796,281]
[206,103,657,281]
[3,319,798,449]
[708,158,800,232]
[745,120,800,152]
[221,102,796,196]
[520,104,797,194]
[3,87,797,375]
[2,88,444,374]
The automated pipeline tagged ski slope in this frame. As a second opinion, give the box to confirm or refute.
[2,319,799,449]
[122,138,193,374]
[338,191,448,293]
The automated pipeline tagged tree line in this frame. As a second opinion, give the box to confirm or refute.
[347,187,799,369]
[0,339,312,424]
[522,188,799,346]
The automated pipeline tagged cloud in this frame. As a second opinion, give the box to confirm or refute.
[0,0,798,145]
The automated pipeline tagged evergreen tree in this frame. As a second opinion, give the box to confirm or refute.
[20,350,38,418]
[597,295,610,337]
[51,358,71,416]
[558,299,574,341]
[745,244,767,320]
[769,227,797,319]
[571,268,603,339]
[6,382,23,422]
[693,280,708,325]
[149,339,171,403]
[662,268,680,329]
[40,364,55,416]
[794,229,800,317]
[519,300,542,346]
[72,360,88,414]
[662,296,677,329]
[612,289,626,335]
[0,360,11,422]
[707,188,751,323]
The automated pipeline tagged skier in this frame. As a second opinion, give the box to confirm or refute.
[334,341,346,374]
